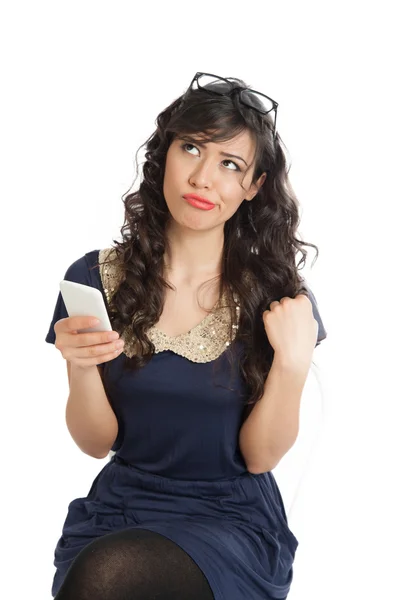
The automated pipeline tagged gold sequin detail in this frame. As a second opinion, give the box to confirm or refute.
[98,247,241,363]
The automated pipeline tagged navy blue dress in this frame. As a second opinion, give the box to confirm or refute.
[45,249,327,599]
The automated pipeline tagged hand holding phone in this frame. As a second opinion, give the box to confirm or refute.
[53,281,124,369]
[53,316,124,369]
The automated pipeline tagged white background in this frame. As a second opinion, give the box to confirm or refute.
[1,1,392,598]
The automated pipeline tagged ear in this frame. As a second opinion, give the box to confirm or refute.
[245,172,267,201]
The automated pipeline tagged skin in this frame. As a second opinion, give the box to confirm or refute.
[162,129,267,285]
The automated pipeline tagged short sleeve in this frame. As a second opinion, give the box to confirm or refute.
[45,250,102,345]
[302,280,327,347]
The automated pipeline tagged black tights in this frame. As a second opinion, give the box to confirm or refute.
[54,528,215,600]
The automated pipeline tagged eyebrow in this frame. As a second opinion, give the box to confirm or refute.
[178,135,248,167]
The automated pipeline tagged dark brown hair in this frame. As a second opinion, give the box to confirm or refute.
[98,77,319,421]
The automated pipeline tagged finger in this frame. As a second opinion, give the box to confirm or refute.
[76,345,124,367]
[55,316,100,334]
[269,300,280,309]
[82,338,124,358]
[62,338,124,362]
[73,330,120,348]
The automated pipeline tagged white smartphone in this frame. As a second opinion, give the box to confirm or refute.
[59,280,113,333]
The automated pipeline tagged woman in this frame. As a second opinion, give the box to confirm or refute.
[46,72,327,599]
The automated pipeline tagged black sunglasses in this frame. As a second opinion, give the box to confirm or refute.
[182,71,279,141]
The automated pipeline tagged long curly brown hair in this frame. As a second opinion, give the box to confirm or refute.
[97,76,319,422]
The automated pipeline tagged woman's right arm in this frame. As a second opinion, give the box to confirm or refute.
[65,362,119,459]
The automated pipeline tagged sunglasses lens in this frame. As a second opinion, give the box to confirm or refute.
[239,89,274,114]
[193,74,233,94]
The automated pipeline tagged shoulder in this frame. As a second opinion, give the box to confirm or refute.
[63,248,120,311]
[63,249,101,285]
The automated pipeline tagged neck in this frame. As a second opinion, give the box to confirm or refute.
[163,222,224,284]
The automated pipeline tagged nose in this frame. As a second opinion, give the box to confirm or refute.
[188,160,215,190]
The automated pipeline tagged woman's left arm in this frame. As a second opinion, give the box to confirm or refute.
[239,355,310,473]
[239,293,319,473]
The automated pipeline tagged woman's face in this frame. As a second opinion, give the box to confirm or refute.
[163,129,266,230]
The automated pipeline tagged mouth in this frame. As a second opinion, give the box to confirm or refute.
[183,194,215,210]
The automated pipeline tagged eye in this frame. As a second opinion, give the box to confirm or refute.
[180,142,241,172]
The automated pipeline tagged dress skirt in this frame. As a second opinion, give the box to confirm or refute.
[52,454,299,599]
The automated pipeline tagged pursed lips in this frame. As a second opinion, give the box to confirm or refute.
[183,194,215,206]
